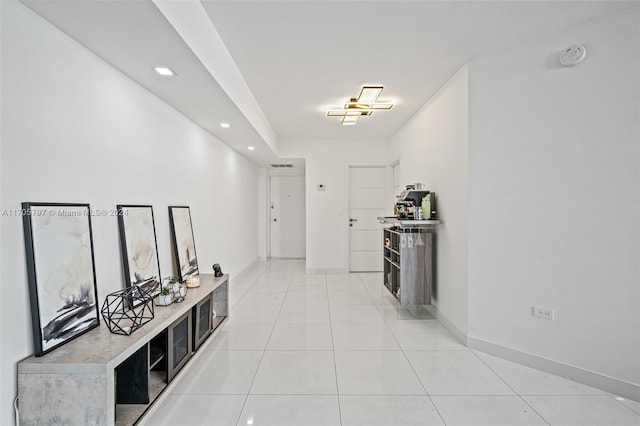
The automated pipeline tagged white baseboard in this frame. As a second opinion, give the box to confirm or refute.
[468,336,640,402]
[426,304,468,345]
[270,256,306,259]
[305,268,347,274]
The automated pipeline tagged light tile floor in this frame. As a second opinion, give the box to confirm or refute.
[144,259,640,426]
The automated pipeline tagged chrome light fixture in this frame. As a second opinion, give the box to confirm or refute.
[327,85,394,125]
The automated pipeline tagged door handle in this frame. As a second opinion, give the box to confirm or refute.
[273,218,277,222]
[349,218,358,222]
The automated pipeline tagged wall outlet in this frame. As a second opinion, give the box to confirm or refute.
[532,306,555,320]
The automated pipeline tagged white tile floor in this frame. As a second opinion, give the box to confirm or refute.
[144,259,640,426]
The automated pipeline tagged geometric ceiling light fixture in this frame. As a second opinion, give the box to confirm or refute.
[327,85,394,126]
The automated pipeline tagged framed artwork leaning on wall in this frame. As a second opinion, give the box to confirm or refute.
[168,206,199,283]
[22,202,100,356]
[117,205,162,304]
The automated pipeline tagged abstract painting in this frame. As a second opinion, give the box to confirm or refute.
[168,206,199,282]
[22,202,100,356]
[117,205,161,300]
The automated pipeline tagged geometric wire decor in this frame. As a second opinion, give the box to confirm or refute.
[100,284,156,336]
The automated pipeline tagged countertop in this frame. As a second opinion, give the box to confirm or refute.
[18,273,228,373]
[378,216,442,227]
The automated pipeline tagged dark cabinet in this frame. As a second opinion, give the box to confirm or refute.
[115,345,149,405]
[193,293,213,351]
[167,311,192,382]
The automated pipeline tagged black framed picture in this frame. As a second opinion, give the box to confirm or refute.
[168,206,199,282]
[21,202,100,357]
[117,205,161,299]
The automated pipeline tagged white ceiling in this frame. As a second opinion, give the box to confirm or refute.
[21,0,637,163]
[203,0,636,142]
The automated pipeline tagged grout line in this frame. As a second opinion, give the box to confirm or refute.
[227,266,268,311]
[326,274,344,426]
[367,271,449,424]
[230,266,290,426]
[517,392,620,397]
[171,392,628,397]
[472,351,551,426]
[399,343,447,425]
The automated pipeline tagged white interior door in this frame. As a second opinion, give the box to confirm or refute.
[348,166,386,272]
[270,175,306,258]
[392,161,401,198]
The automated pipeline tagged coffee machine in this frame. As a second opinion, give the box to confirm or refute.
[395,185,436,220]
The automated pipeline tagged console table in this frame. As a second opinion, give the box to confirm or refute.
[17,273,229,426]
[378,217,441,305]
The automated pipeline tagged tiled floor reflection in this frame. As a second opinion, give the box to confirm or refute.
[143,259,640,426]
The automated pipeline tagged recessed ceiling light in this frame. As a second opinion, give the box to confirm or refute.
[247,146,255,151]
[154,66,176,76]
[326,85,393,126]
[220,123,231,128]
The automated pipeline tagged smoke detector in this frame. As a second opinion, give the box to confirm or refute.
[559,45,587,67]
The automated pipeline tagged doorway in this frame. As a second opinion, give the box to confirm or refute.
[269,175,306,258]
[348,165,386,272]
[391,160,401,200]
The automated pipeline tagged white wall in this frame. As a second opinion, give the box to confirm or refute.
[0,3,259,424]
[279,140,388,272]
[467,9,639,390]
[389,66,470,337]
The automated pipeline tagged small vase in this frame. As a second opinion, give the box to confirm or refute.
[171,283,187,303]
[157,294,173,306]
[177,283,187,297]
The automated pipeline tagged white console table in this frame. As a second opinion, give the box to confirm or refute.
[17,273,228,426]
